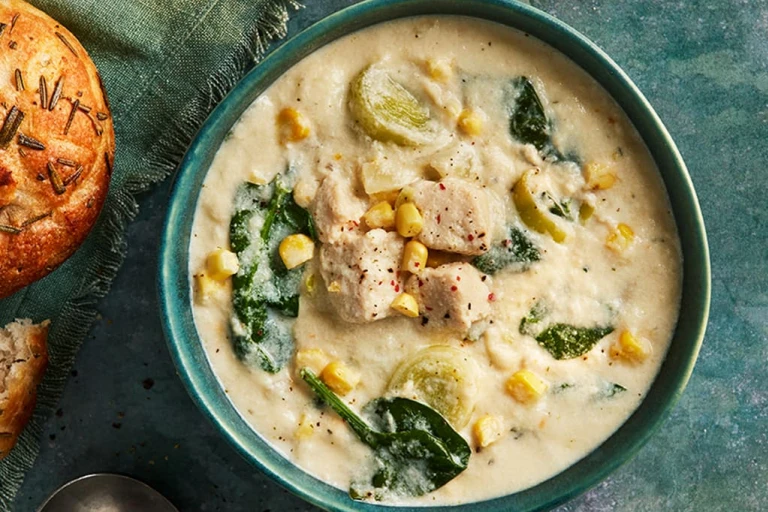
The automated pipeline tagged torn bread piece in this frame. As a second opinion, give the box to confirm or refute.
[0,319,49,460]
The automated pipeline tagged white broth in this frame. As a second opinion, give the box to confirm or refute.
[189,16,681,505]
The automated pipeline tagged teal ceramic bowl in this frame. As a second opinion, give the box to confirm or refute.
[158,0,711,510]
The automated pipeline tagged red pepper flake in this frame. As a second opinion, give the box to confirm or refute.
[425,306,433,311]
[468,234,475,241]
[439,183,446,190]
[414,262,420,268]
[451,285,458,292]
[390,280,395,286]
[418,279,424,287]
[395,285,400,292]
[502,239,511,247]
[488,293,495,301]
[437,214,441,224]
[456,275,461,281]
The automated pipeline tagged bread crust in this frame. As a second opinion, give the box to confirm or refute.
[0,319,49,460]
[0,0,115,298]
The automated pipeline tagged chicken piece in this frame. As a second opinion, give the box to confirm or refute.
[406,263,492,331]
[410,178,493,255]
[319,229,405,323]
[310,172,368,244]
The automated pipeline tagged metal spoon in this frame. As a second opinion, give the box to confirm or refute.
[37,473,178,512]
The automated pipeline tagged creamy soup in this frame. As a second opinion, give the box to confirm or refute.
[189,16,681,505]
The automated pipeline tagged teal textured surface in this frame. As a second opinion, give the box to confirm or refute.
[12,1,768,511]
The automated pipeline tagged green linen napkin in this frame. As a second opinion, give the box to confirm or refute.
[0,0,301,507]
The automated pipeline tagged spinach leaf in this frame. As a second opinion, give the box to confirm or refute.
[507,77,568,161]
[536,324,614,360]
[519,303,614,360]
[554,381,626,399]
[545,193,573,220]
[229,177,313,373]
[472,227,540,275]
[300,368,470,500]
[552,382,575,394]
[601,382,627,398]
[519,301,548,337]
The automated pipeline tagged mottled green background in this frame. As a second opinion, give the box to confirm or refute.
[11,0,768,511]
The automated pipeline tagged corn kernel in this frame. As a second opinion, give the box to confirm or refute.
[296,348,331,375]
[426,58,453,82]
[579,202,595,224]
[506,370,548,405]
[611,330,651,364]
[206,248,239,281]
[295,413,315,440]
[606,223,635,253]
[279,234,315,269]
[426,250,455,268]
[583,162,616,190]
[247,170,269,185]
[277,107,310,142]
[321,361,360,395]
[402,240,428,274]
[457,109,483,136]
[394,186,415,210]
[194,274,218,303]
[617,223,634,238]
[391,293,420,318]
[304,273,317,295]
[293,177,317,208]
[363,201,396,230]
[473,415,504,448]
[327,280,341,293]
[396,202,423,237]
[370,189,400,206]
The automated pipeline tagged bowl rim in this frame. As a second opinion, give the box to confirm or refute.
[158,0,711,510]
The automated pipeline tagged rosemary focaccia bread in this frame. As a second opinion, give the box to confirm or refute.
[0,0,115,299]
[0,318,49,460]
